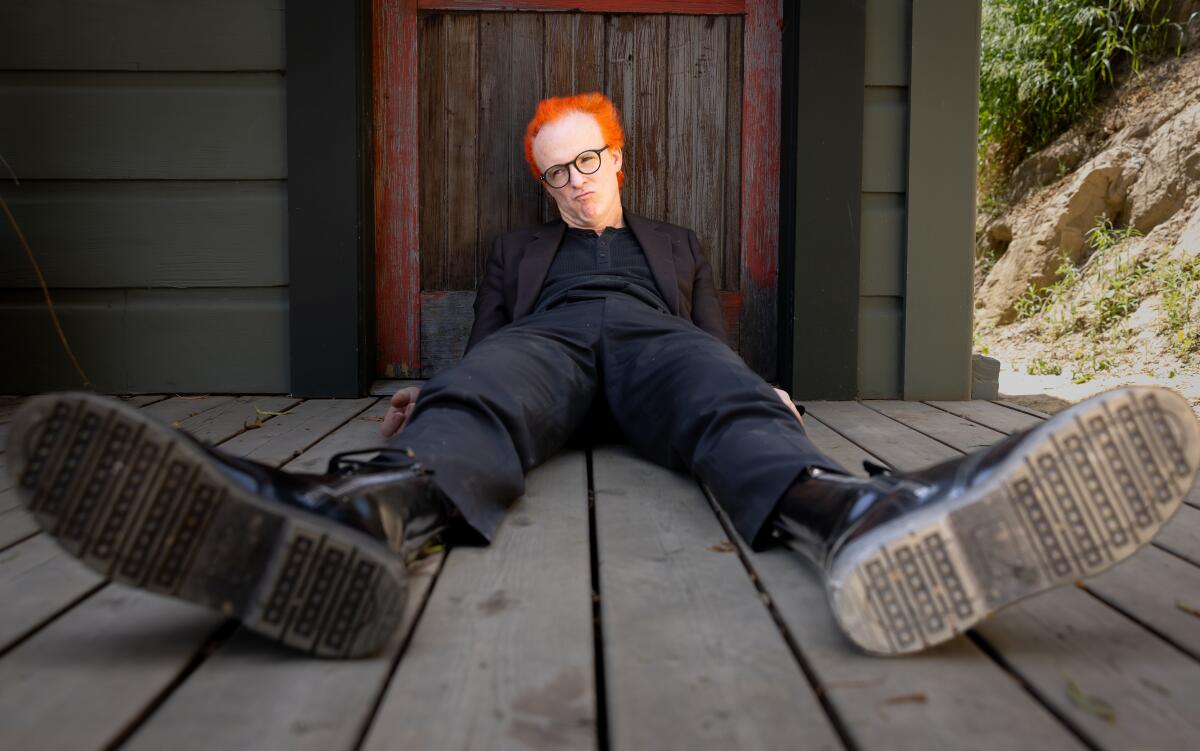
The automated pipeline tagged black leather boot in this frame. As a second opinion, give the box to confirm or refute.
[772,385,1200,656]
[6,391,453,658]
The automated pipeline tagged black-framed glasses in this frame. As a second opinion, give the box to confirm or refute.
[538,145,608,188]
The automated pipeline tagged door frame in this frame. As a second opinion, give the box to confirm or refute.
[371,0,782,379]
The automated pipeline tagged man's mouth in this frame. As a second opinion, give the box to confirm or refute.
[574,191,593,201]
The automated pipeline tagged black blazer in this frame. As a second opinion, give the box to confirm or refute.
[465,212,729,354]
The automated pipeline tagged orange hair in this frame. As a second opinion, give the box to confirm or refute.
[524,92,626,187]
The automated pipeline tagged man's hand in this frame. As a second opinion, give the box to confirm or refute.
[774,387,805,427]
[381,386,421,438]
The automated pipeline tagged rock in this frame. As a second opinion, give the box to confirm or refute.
[976,149,1138,324]
[1008,134,1087,200]
[1125,102,1200,231]
[1178,202,1200,257]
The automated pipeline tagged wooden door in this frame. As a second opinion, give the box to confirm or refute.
[372,0,782,380]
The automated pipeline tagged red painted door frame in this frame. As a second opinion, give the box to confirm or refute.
[371,0,781,379]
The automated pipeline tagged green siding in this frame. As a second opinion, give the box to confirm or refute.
[0,73,286,179]
[858,296,905,399]
[0,182,286,288]
[0,2,288,394]
[0,289,289,393]
[0,0,285,71]
[858,0,911,398]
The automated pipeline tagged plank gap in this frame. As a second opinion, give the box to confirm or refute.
[99,618,242,751]
[699,484,860,751]
[348,551,451,751]
[585,447,611,751]
[0,579,107,659]
[964,630,1106,751]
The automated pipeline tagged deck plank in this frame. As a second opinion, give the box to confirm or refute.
[0,507,38,551]
[592,445,842,751]
[0,534,103,653]
[980,587,1200,747]
[218,397,377,467]
[120,553,444,751]
[803,401,960,468]
[0,586,225,751]
[141,394,238,425]
[280,399,389,473]
[1086,544,1200,658]
[847,398,1200,749]
[926,399,1042,434]
[362,451,596,751]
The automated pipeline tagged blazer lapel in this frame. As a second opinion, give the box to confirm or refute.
[512,221,566,320]
[626,212,680,315]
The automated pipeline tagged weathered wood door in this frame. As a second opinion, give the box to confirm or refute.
[373,0,781,380]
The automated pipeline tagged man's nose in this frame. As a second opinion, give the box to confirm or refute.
[568,164,587,188]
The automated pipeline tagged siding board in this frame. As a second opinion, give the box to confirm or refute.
[861,86,908,193]
[477,14,544,252]
[0,0,285,72]
[859,192,905,297]
[666,14,729,290]
[0,288,289,393]
[606,15,669,223]
[0,181,286,288]
[0,72,286,179]
[864,0,910,86]
[858,295,903,398]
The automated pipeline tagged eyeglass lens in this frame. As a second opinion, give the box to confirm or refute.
[545,150,602,188]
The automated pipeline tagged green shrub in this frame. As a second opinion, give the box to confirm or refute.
[979,0,1190,182]
[1157,256,1200,356]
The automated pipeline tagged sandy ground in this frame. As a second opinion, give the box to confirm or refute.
[995,357,1200,418]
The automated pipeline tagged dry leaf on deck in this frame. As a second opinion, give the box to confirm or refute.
[883,692,927,705]
[1066,679,1116,723]
[1176,600,1200,619]
[254,406,293,417]
[708,540,736,553]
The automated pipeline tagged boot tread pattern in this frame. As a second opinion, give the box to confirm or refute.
[11,394,405,659]
[837,387,1198,655]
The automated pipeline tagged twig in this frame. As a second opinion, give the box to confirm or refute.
[0,190,92,388]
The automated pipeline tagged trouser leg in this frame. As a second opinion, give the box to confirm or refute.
[385,301,603,542]
[600,298,849,549]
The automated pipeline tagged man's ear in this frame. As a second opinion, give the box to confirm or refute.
[611,147,623,172]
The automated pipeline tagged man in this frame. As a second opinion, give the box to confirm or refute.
[9,93,1200,660]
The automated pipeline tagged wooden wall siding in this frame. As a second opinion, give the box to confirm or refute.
[0,182,287,289]
[413,11,748,376]
[856,0,910,399]
[0,0,286,71]
[418,13,481,291]
[476,12,545,288]
[417,12,743,293]
[0,1,289,394]
[0,289,289,393]
[0,73,286,180]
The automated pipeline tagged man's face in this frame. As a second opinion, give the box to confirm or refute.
[531,111,624,230]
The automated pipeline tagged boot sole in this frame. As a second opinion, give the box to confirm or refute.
[5,392,408,658]
[828,386,1200,655]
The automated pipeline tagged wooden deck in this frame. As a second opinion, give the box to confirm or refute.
[1,393,1199,750]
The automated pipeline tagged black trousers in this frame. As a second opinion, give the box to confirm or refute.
[385,295,848,550]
